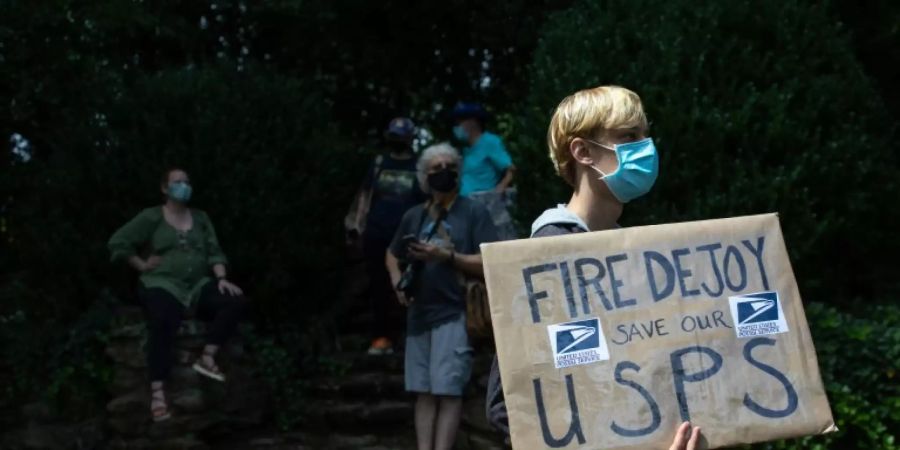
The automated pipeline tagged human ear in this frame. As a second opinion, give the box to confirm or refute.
[569,137,595,167]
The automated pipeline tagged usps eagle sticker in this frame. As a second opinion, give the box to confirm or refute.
[728,291,790,339]
[547,318,609,369]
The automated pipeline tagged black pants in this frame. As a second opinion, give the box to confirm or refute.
[139,282,249,382]
[363,233,402,341]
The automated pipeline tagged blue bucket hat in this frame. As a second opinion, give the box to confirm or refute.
[385,117,416,140]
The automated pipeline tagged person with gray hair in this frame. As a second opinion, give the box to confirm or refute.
[386,142,499,450]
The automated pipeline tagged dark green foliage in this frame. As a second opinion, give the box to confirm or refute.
[506,0,899,301]
[833,0,900,120]
[244,0,575,138]
[243,328,308,431]
[0,290,114,423]
[808,303,900,449]
[749,303,899,450]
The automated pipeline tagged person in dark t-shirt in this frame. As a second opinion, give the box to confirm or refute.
[353,117,426,355]
[386,142,498,450]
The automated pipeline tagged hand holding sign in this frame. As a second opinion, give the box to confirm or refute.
[668,422,701,450]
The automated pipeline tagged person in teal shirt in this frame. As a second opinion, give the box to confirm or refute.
[451,103,517,239]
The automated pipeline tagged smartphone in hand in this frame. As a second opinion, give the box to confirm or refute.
[397,234,419,259]
[400,234,420,253]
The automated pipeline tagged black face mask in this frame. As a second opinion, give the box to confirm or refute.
[427,169,458,193]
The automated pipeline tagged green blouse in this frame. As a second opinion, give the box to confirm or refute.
[108,206,229,307]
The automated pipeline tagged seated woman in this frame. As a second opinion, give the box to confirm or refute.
[108,167,249,422]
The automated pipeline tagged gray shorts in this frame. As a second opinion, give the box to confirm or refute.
[405,313,473,396]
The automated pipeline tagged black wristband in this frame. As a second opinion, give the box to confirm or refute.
[449,251,455,264]
[216,274,227,281]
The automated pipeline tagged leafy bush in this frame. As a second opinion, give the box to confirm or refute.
[243,328,308,431]
[244,323,352,431]
[750,302,899,449]
[506,0,899,302]
[0,290,114,425]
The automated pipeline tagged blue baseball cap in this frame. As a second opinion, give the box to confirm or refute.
[450,102,488,121]
[385,117,416,139]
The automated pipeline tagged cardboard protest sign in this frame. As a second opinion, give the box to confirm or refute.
[481,214,835,450]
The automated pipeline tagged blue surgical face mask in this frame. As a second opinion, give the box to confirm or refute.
[587,137,658,203]
[167,181,193,203]
[453,125,469,142]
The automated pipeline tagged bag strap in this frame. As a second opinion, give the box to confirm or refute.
[363,154,385,207]
[420,203,449,243]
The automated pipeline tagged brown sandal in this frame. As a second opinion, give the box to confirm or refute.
[150,387,171,422]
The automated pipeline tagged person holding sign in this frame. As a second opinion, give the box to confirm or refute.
[386,142,499,450]
[485,86,702,448]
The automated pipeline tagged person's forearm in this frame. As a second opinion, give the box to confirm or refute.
[450,252,484,277]
[496,166,515,191]
[127,255,145,272]
[385,250,402,286]
[212,264,227,279]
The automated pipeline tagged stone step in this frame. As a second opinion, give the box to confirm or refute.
[324,351,405,374]
[0,420,105,450]
[304,399,414,432]
[108,388,208,416]
[110,320,209,339]
[107,436,209,450]
[456,429,508,450]
[107,412,219,439]
[106,339,247,370]
[310,371,406,400]
[207,427,504,450]
[109,366,203,395]
[110,306,146,327]
[208,430,417,450]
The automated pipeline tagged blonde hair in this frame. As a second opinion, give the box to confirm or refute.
[547,86,648,186]
[417,142,461,193]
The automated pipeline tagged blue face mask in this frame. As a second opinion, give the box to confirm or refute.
[587,137,659,203]
[452,125,469,142]
[167,181,193,203]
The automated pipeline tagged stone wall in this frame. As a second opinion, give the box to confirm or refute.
[3,305,508,449]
